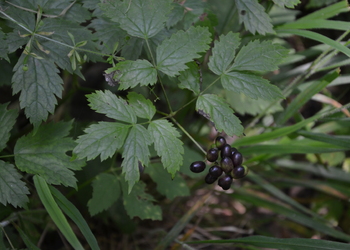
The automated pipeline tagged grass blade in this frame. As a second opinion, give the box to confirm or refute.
[298,130,350,148]
[33,175,84,250]
[49,186,100,250]
[280,20,350,31]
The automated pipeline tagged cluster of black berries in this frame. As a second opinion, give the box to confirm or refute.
[190,136,248,190]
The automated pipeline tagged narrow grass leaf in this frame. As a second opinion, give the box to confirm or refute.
[33,175,84,250]
[298,130,350,149]
[50,186,100,250]
[280,20,350,31]
[298,0,349,21]
[14,225,40,250]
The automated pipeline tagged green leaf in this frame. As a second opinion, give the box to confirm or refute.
[235,0,274,35]
[121,37,144,60]
[127,92,156,120]
[196,94,243,136]
[14,121,85,188]
[273,0,301,8]
[230,40,289,73]
[87,90,137,123]
[121,179,162,220]
[0,103,18,152]
[100,0,172,39]
[208,32,241,75]
[221,71,284,100]
[166,3,185,29]
[0,161,29,208]
[49,186,100,250]
[74,122,130,161]
[156,26,211,77]
[12,56,63,128]
[302,0,349,20]
[33,175,84,250]
[0,29,9,61]
[178,62,201,95]
[145,163,189,200]
[88,173,121,216]
[280,20,350,31]
[298,131,350,149]
[113,60,157,89]
[276,70,339,124]
[122,124,152,192]
[148,120,184,177]
[188,235,350,250]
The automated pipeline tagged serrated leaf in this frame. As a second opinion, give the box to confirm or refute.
[87,90,137,123]
[100,0,172,39]
[196,94,243,136]
[208,32,241,75]
[145,163,189,200]
[0,103,18,152]
[122,124,152,192]
[14,121,85,188]
[12,55,63,128]
[121,37,144,60]
[148,120,184,177]
[221,71,284,100]
[88,173,121,216]
[127,92,156,120]
[156,26,211,77]
[166,3,185,29]
[45,1,91,23]
[74,122,130,161]
[230,40,289,72]
[113,60,157,90]
[178,62,201,95]
[235,0,274,35]
[0,161,29,208]
[273,0,301,8]
[120,179,162,220]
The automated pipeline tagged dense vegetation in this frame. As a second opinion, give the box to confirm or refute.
[0,0,350,249]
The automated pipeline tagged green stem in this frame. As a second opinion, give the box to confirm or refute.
[170,117,206,155]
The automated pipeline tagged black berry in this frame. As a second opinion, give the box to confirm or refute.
[215,136,226,150]
[233,165,248,179]
[209,165,223,178]
[190,161,206,173]
[205,173,217,184]
[220,156,234,174]
[206,148,219,162]
[218,175,233,190]
[221,144,232,158]
[232,151,243,167]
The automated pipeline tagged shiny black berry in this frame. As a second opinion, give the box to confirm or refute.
[221,144,232,158]
[206,148,219,162]
[233,165,249,179]
[190,161,206,173]
[232,151,243,167]
[218,175,233,190]
[209,165,223,178]
[220,157,234,174]
[215,136,226,150]
[205,173,217,184]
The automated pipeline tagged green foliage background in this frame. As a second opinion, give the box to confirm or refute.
[0,0,350,249]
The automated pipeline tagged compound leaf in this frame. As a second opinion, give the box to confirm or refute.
[196,94,243,136]
[0,161,29,208]
[235,0,274,35]
[221,71,284,100]
[121,179,162,220]
[74,122,130,161]
[148,120,184,177]
[0,103,18,152]
[100,0,172,39]
[145,163,189,200]
[127,92,156,120]
[88,173,121,216]
[230,40,289,73]
[113,60,157,89]
[122,124,152,192]
[178,62,201,95]
[12,56,63,129]
[87,90,137,124]
[14,121,85,188]
[156,26,211,77]
[273,0,301,8]
[208,32,241,75]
